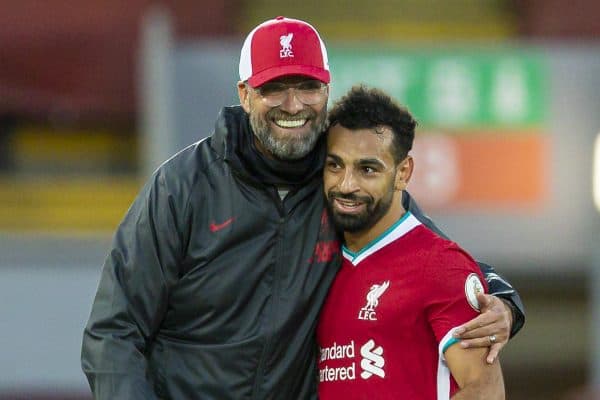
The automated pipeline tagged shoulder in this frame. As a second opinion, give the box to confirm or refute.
[402,223,455,256]
[141,139,221,217]
[412,226,482,280]
[159,104,245,183]
[158,137,224,186]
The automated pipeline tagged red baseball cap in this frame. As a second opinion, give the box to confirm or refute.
[239,16,331,88]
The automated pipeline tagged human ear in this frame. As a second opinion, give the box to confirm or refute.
[237,81,251,113]
[395,156,414,190]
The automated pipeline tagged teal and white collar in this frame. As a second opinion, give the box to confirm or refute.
[342,212,421,266]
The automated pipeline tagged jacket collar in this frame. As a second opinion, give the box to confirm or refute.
[209,105,245,159]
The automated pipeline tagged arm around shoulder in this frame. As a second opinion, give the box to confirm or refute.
[477,262,525,338]
[403,191,525,337]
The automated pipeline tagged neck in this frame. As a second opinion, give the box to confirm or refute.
[234,120,325,187]
[344,193,406,253]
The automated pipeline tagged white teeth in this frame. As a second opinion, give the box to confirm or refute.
[275,119,307,128]
[336,199,360,207]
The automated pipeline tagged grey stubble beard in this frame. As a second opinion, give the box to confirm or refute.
[248,99,328,160]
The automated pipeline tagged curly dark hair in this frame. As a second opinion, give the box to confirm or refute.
[327,85,417,163]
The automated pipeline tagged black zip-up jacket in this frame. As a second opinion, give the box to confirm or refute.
[81,106,524,400]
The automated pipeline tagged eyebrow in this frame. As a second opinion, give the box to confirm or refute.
[357,158,385,169]
[326,154,385,168]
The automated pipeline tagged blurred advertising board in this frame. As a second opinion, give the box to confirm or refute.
[329,48,549,211]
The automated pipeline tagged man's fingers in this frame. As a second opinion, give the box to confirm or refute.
[452,293,511,360]
[453,313,496,337]
[454,296,511,339]
[486,343,503,364]
[459,336,507,350]
[458,336,493,349]
[455,324,498,340]
[454,316,509,340]
[477,292,494,311]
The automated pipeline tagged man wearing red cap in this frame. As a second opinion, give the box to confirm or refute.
[81,17,523,399]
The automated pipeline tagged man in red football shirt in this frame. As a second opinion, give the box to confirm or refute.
[317,85,505,399]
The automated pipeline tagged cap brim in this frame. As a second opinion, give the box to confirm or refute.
[247,65,330,87]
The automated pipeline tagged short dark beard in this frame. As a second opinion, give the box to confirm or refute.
[327,187,395,234]
[248,99,328,160]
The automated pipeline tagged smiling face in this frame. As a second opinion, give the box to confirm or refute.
[324,124,413,247]
[238,75,329,160]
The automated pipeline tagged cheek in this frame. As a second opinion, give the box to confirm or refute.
[369,179,394,198]
[316,104,328,120]
[307,101,327,119]
[323,173,336,193]
[247,94,270,117]
[249,103,271,124]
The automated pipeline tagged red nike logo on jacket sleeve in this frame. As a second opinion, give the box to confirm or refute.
[210,217,235,232]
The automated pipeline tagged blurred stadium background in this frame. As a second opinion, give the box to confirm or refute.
[1,1,600,399]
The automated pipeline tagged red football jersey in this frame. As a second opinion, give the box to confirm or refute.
[317,212,487,400]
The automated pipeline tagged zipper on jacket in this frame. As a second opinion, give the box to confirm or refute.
[251,209,286,399]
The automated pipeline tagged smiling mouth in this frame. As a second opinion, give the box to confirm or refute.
[273,118,308,128]
[333,198,365,214]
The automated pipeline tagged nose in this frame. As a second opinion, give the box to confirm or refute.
[278,88,304,114]
[338,169,359,194]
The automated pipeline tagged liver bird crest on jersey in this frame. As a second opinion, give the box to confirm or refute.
[358,281,390,321]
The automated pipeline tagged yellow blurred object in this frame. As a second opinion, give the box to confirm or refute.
[0,176,141,233]
[240,0,517,41]
[10,125,136,173]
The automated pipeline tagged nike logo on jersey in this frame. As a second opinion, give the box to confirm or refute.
[210,217,234,232]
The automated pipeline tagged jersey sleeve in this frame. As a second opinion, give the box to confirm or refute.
[422,245,488,355]
[404,189,525,338]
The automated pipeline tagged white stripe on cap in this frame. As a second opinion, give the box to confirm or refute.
[238,21,268,83]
